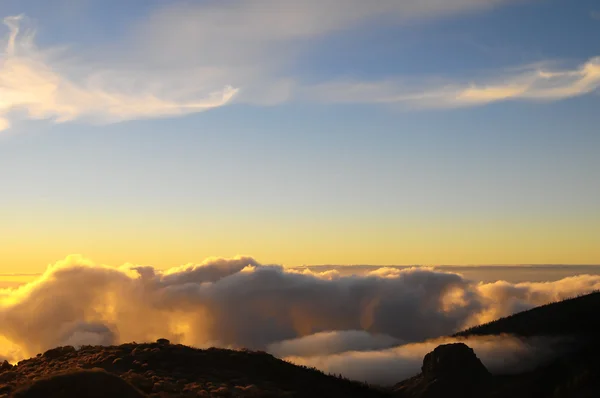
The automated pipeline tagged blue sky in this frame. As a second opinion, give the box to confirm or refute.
[0,0,599,269]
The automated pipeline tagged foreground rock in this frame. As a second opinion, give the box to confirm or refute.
[0,339,388,397]
[394,343,491,398]
[11,369,145,398]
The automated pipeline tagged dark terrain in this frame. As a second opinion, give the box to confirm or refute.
[2,292,600,397]
[0,339,387,397]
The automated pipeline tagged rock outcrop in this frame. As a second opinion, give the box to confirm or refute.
[421,343,491,381]
[394,343,491,398]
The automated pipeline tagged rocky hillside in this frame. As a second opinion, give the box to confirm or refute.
[0,339,388,398]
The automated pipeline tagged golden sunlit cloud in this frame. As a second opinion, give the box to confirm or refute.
[1,255,599,368]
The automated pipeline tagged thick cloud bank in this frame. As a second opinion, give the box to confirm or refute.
[0,256,598,380]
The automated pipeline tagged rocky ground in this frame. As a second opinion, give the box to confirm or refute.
[0,339,388,397]
[2,338,600,397]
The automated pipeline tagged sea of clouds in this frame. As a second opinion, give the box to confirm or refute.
[1,256,598,385]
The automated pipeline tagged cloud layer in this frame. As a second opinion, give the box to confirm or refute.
[1,255,599,375]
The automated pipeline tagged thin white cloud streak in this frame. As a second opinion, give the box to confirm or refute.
[0,16,237,131]
[267,330,402,358]
[1,255,600,367]
[135,0,511,53]
[306,56,600,108]
[123,0,518,106]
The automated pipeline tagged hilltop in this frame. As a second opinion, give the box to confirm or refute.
[0,340,388,398]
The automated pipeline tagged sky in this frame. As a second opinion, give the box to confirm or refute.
[1,0,599,273]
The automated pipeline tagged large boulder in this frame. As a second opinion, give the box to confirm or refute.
[394,343,491,398]
[421,343,491,381]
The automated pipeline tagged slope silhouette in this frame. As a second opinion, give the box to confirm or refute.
[0,339,388,397]
[455,291,600,338]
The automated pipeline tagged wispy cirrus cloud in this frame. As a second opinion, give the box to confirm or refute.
[133,0,513,54]
[0,1,522,131]
[132,0,600,109]
[0,15,237,132]
[125,0,521,106]
[1,0,600,131]
[305,56,600,109]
